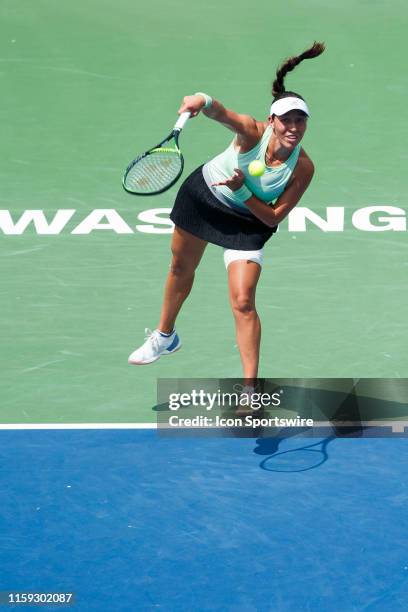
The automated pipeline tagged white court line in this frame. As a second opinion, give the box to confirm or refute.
[0,421,406,432]
[307,420,407,433]
[0,423,157,430]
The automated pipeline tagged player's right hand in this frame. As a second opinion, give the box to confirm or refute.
[178,95,206,117]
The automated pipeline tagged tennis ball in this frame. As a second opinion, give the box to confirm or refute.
[248,160,265,177]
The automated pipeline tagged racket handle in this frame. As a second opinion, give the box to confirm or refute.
[174,112,191,132]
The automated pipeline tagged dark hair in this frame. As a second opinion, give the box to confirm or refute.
[271,41,325,100]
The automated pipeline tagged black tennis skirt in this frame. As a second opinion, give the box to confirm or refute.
[170,165,277,250]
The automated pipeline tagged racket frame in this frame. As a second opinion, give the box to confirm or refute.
[122,112,190,196]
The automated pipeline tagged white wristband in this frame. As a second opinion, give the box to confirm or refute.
[195,92,213,109]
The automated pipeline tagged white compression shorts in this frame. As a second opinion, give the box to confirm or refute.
[223,248,264,269]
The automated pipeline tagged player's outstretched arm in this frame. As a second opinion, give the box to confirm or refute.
[178,94,259,139]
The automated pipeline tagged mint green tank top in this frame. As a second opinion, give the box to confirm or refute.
[203,125,301,212]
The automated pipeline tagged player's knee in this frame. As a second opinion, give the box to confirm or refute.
[231,294,256,316]
[169,255,195,278]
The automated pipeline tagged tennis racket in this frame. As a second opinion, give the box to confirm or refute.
[122,111,191,196]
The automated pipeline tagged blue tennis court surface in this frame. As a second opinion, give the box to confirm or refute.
[1,430,407,611]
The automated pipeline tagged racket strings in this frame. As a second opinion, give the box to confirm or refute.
[124,149,182,194]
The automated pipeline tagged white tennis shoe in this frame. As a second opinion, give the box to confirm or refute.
[233,383,262,416]
[128,328,181,365]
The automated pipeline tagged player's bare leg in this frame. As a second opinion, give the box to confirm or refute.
[227,259,262,383]
[158,226,207,333]
[129,226,207,365]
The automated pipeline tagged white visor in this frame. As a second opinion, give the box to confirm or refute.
[270,97,310,117]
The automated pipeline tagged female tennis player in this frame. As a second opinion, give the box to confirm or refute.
[129,42,325,384]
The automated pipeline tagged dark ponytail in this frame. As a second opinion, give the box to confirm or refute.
[272,41,325,100]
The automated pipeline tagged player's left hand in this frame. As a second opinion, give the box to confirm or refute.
[211,168,244,191]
